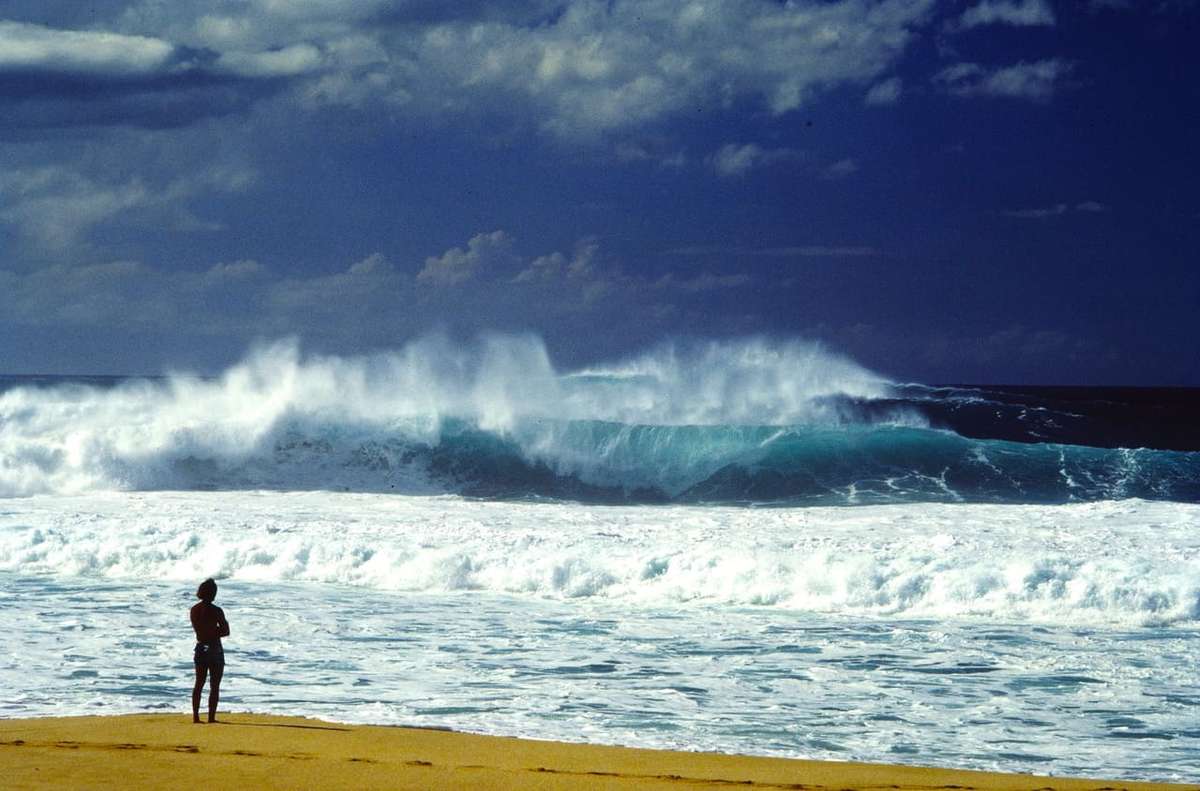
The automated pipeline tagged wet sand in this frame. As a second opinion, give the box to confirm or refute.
[2,712,1194,791]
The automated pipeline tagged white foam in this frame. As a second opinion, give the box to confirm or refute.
[2,493,1196,627]
[4,493,1199,781]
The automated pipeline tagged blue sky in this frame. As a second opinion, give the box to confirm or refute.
[1,0,1196,383]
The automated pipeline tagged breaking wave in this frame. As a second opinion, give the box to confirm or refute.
[1,335,1197,504]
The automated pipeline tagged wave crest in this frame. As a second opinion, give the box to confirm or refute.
[0,335,903,498]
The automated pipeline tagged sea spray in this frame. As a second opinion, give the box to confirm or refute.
[0,335,903,498]
[1,336,1197,504]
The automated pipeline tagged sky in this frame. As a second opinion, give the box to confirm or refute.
[0,0,1197,384]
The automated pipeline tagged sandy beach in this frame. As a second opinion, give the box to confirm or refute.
[2,713,1195,791]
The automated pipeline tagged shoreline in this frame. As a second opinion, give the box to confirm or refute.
[2,713,1195,791]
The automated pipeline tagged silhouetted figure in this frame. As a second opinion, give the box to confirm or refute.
[190,578,230,723]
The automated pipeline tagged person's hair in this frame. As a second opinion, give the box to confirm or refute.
[196,578,218,603]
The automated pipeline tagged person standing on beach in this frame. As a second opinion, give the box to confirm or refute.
[190,578,230,724]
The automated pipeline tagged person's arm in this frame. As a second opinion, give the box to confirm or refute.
[216,606,230,638]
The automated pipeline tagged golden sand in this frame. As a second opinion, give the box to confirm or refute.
[1,713,1194,791]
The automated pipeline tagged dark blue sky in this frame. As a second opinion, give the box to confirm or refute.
[1,0,1197,384]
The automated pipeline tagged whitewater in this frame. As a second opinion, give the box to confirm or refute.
[1,336,1197,782]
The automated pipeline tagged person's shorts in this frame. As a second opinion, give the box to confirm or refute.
[194,642,225,672]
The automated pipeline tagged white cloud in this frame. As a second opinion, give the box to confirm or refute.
[513,252,567,284]
[514,239,601,283]
[708,143,801,177]
[0,18,342,132]
[0,168,150,251]
[0,163,255,253]
[1001,203,1069,219]
[952,0,1055,30]
[1,1,946,141]
[935,59,1071,101]
[0,230,756,346]
[0,18,325,82]
[414,0,935,138]
[204,259,267,286]
[110,0,936,141]
[822,158,859,180]
[418,230,516,286]
[0,260,160,326]
[347,252,394,276]
[613,141,688,169]
[0,20,174,76]
[214,43,325,78]
[191,14,259,50]
[865,76,903,106]
[937,62,986,84]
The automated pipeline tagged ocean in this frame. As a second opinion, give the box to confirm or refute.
[1,337,1197,781]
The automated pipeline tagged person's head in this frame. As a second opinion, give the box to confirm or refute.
[196,578,218,603]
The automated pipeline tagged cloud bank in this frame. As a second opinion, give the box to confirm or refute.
[0,230,756,356]
[2,0,938,139]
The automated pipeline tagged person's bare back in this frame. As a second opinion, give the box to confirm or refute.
[190,578,230,723]
[190,600,228,645]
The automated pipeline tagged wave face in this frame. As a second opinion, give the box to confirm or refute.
[1,336,1197,504]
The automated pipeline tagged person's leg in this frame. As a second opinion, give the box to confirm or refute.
[192,664,207,723]
[208,663,223,722]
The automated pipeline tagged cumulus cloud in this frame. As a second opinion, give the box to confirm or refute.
[267,252,407,330]
[203,259,267,286]
[0,229,757,355]
[951,0,1055,30]
[865,76,902,105]
[405,0,936,139]
[935,59,1071,101]
[61,0,936,141]
[417,230,517,286]
[0,168,150,251]
[0,260,162,326]
[0,222,749,338]
[0,164,254,252]
[708,143,802,177]
[347,252,395,276]
[513,239,601,284]
[0,1,946,141]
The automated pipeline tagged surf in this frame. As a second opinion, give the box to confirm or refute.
[1,335,1197,504]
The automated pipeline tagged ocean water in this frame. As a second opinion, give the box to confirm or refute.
[1,337,1198,782]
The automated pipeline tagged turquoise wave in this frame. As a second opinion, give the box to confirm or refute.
[419,420,1200,505]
